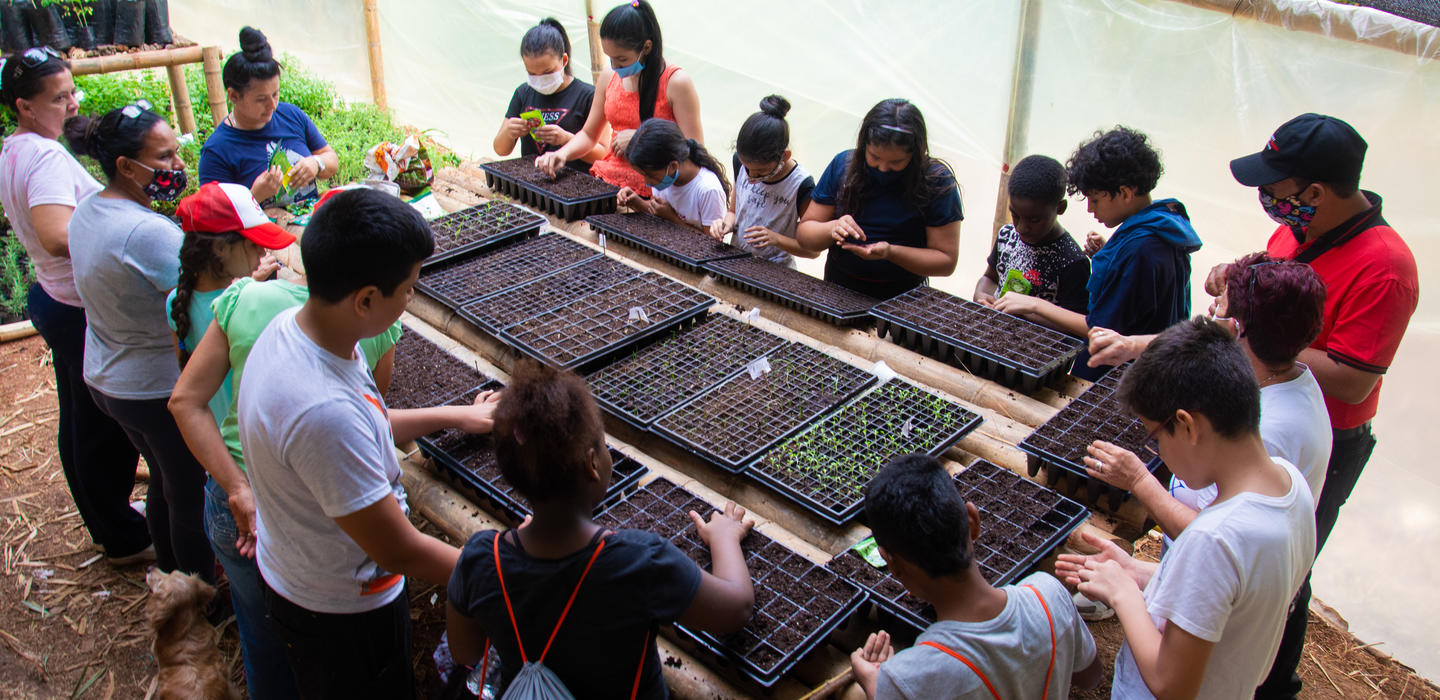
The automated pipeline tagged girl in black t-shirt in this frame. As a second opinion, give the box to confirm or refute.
[492,18,610,172]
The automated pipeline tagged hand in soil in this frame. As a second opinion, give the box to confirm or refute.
[1084,440,1151,490]
[689,501,753,547]
[991,290,1046,318]
[850,630,895,696]
[1055,531,1148,592]
[452,389,502,434]
[535,151,566,177]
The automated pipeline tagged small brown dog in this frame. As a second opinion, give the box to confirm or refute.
[145,569,240,700]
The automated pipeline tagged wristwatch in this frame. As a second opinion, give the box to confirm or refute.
[312,155,326,177]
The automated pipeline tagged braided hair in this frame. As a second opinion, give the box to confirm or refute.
[171,230,243,367]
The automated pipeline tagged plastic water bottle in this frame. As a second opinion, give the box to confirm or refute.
[465,646,502,699]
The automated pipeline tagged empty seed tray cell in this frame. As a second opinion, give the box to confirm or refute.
[584,315,789,429]
[586,212,749,271]
[748,380,984,525]
[595,477,864,688]
[416,234,600,310]
[425,201,546,266]
[459,257,642,335]
[827,460,1088,634]
[702,256,879,326]
[651,343,876,473]
[1017,363,1165,510]
[479,156,620,221]
[383,326,489,410]
[871,286,1084,393]
[499,273,716,370]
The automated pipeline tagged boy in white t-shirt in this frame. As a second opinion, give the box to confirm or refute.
[1057,318,1316,699]
[848,455,1101,700]
[239,188,499,698]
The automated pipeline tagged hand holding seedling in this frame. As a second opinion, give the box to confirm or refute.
[1084,440,1151,490]
[250,253,282,282]
[533,124,571,146]
[690,501,753,547]
[1055,531,1151,591]
[1084,230,1106,257]
[849,630,895,698]
[252,165,285,203]
[827,215,866,245]
[1088,327,1144,367]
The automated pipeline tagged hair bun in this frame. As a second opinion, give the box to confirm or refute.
[238,26,273,63]
[759,94,791,119]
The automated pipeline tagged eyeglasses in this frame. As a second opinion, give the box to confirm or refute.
[745,161,784,182]
[1142,414,1176,457]
[1260,179,1312,200]
[120,99,153,119]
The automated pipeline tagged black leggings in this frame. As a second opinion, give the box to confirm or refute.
[263,577,415,699]
[88,388,214,581]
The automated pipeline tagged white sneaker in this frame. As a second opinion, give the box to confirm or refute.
[1074,591,1115,621]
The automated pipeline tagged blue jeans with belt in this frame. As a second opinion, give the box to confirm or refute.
[204,478,300,699]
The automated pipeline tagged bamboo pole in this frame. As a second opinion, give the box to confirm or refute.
[164,64,195,135]
[363,0,388,110]
[68,46,204,76]
[584,0,603,85]
[1168,0,1440,62]
[990,0,1042,245]
[0,320,37,343]
[200,46,227,126]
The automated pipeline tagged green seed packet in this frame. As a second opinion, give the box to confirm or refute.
[519,109,545,144]
[851,535,887,569]
[1001,268,1033,297]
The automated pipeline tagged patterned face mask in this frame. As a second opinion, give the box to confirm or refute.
[1258,187,1316,240]
[131,160,188,202]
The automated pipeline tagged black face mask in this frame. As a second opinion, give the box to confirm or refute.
[131,160,187,201]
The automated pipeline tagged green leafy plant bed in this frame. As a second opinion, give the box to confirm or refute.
[584,315,789,430]
[826,460,1088,634]
[415,234,599,311]
[595,477,864,688]
[458,257,640,336]
[586,212,748,272]
[480,156,619,221]
[1017,363,1166,510]
[498,273,715,370]
[425,201,546,267]
[749,380,984,525]
[870,286,1083,393]
[1,229,34,324]
[650,343,876,473]
[383,326,489,410]
[702,255,879,326]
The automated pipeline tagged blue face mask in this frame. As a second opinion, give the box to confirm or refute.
[613,59,645,78]
[867,165,904,186]
[651,164,678,191]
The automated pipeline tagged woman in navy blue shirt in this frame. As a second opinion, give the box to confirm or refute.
[796,99,962,299]
[198,27,337,207]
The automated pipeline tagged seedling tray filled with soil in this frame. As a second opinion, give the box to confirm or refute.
[701,256,880,326]
[1017,363,1164,510]
[651,343,876,473]
[457,257,641,335]
[586,212,749,272]
[595,477,864,688]
[870,286,1084,393]
[383,326,489,410]
[584,315,789,430]
[498,273,715,370]
[827,460,1087,634]
[416,233,601,310]
[425,201,546,267]
[479,156,620,221]
[749,380,984,525]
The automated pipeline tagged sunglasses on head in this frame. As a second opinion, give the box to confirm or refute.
[120,99,153,120]
[0,47,62,83]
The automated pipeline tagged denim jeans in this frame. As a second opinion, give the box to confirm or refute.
[205,479,300,699]
[262,575,415,699]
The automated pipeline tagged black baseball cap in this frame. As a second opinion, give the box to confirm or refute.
[1229,113,1367,189]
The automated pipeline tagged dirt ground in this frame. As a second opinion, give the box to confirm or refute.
[0,333,1435,698]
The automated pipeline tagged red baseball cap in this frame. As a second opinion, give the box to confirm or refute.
[176,182,296,249]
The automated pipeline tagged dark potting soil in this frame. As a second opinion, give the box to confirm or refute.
[588,212,746,265]
[651,343,875,469]
[418,234,600,309]
[384,327,489,410]
[705,255,879,316]
[754,380,982,519]
[486,155,619,200]
[872,286,1083,369]
[584,315,788,425]
[428,201,544,258]
[501,273,714,368]
[1019,363,1156,473]
[595,477,862,680]
[461,257,641,333]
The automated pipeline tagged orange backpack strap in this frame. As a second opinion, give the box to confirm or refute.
[629,627,651,700]
[493,530,610,665]
[919,641,1002,700]
[1022,584,1057,699]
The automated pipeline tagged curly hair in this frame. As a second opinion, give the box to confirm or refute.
[1223,253,1326,366]
[1007,154,1066,204]
[493,360,606,504]
[1065,126,1163,197]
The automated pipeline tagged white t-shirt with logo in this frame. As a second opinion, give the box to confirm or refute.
[732,161,812,265]
[240,307,408,614]
[0,132,102,307]
[652,167,726,229]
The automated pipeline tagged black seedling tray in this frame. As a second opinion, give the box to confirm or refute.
[498,273,715,370]
[383,326,489,410]
[416,233,601,311]
[595,477,864,688]
[1018,363,1166,510]
[587,213,749,272]
[747,380,984,526]
[650,343,876,473]
[702,256,879,326]
[425,201,546,267]
[457,257,642,335]
[871,286,1083,393]
[826,460,1088,634]
[584,315,789,430]
[480,156,620,221]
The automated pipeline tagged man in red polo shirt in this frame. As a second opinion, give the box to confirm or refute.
[1217,113,1419,699]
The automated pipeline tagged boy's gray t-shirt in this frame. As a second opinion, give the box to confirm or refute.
[68,193,183,399]
[876,573,1096,700]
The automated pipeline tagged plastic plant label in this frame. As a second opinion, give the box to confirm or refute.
[871,360,897,383]
[745,356,772,380]
[597,232,607,249]
[628,306,650,323]
[743,307,762,324]
[851,536,887,569]
[1000,268,1033,297]
[902,417,914,439]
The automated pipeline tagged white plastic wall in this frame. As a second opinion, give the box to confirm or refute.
[171,0,1440,679]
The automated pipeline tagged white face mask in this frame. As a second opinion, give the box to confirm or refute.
[527,68,566,95]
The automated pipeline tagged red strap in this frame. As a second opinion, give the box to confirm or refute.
[629,628,651,700]
[1022,584,1057,700]
[919,641,1002,700]
[493,531,609,664]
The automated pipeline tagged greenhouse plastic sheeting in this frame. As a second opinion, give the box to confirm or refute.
[171,0,1439,679]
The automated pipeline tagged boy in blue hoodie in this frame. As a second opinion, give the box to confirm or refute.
[993,127,1201,380]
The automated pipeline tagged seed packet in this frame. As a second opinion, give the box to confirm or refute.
[851,535,887,569]
[1001,268,1033,297]
[519,109,545,145]
[269,147,292,194]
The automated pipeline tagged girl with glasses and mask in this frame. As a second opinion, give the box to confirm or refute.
[0,48,156,569]
[64,101,217,589]
[493,18,605,174]
[620,118,728,233]
[709,95,817,268]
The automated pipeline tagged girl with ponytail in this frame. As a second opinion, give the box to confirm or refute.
[493,18,606,172]
[710,95,818,267]
[533,0,705,197]
[622,118,728,232]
